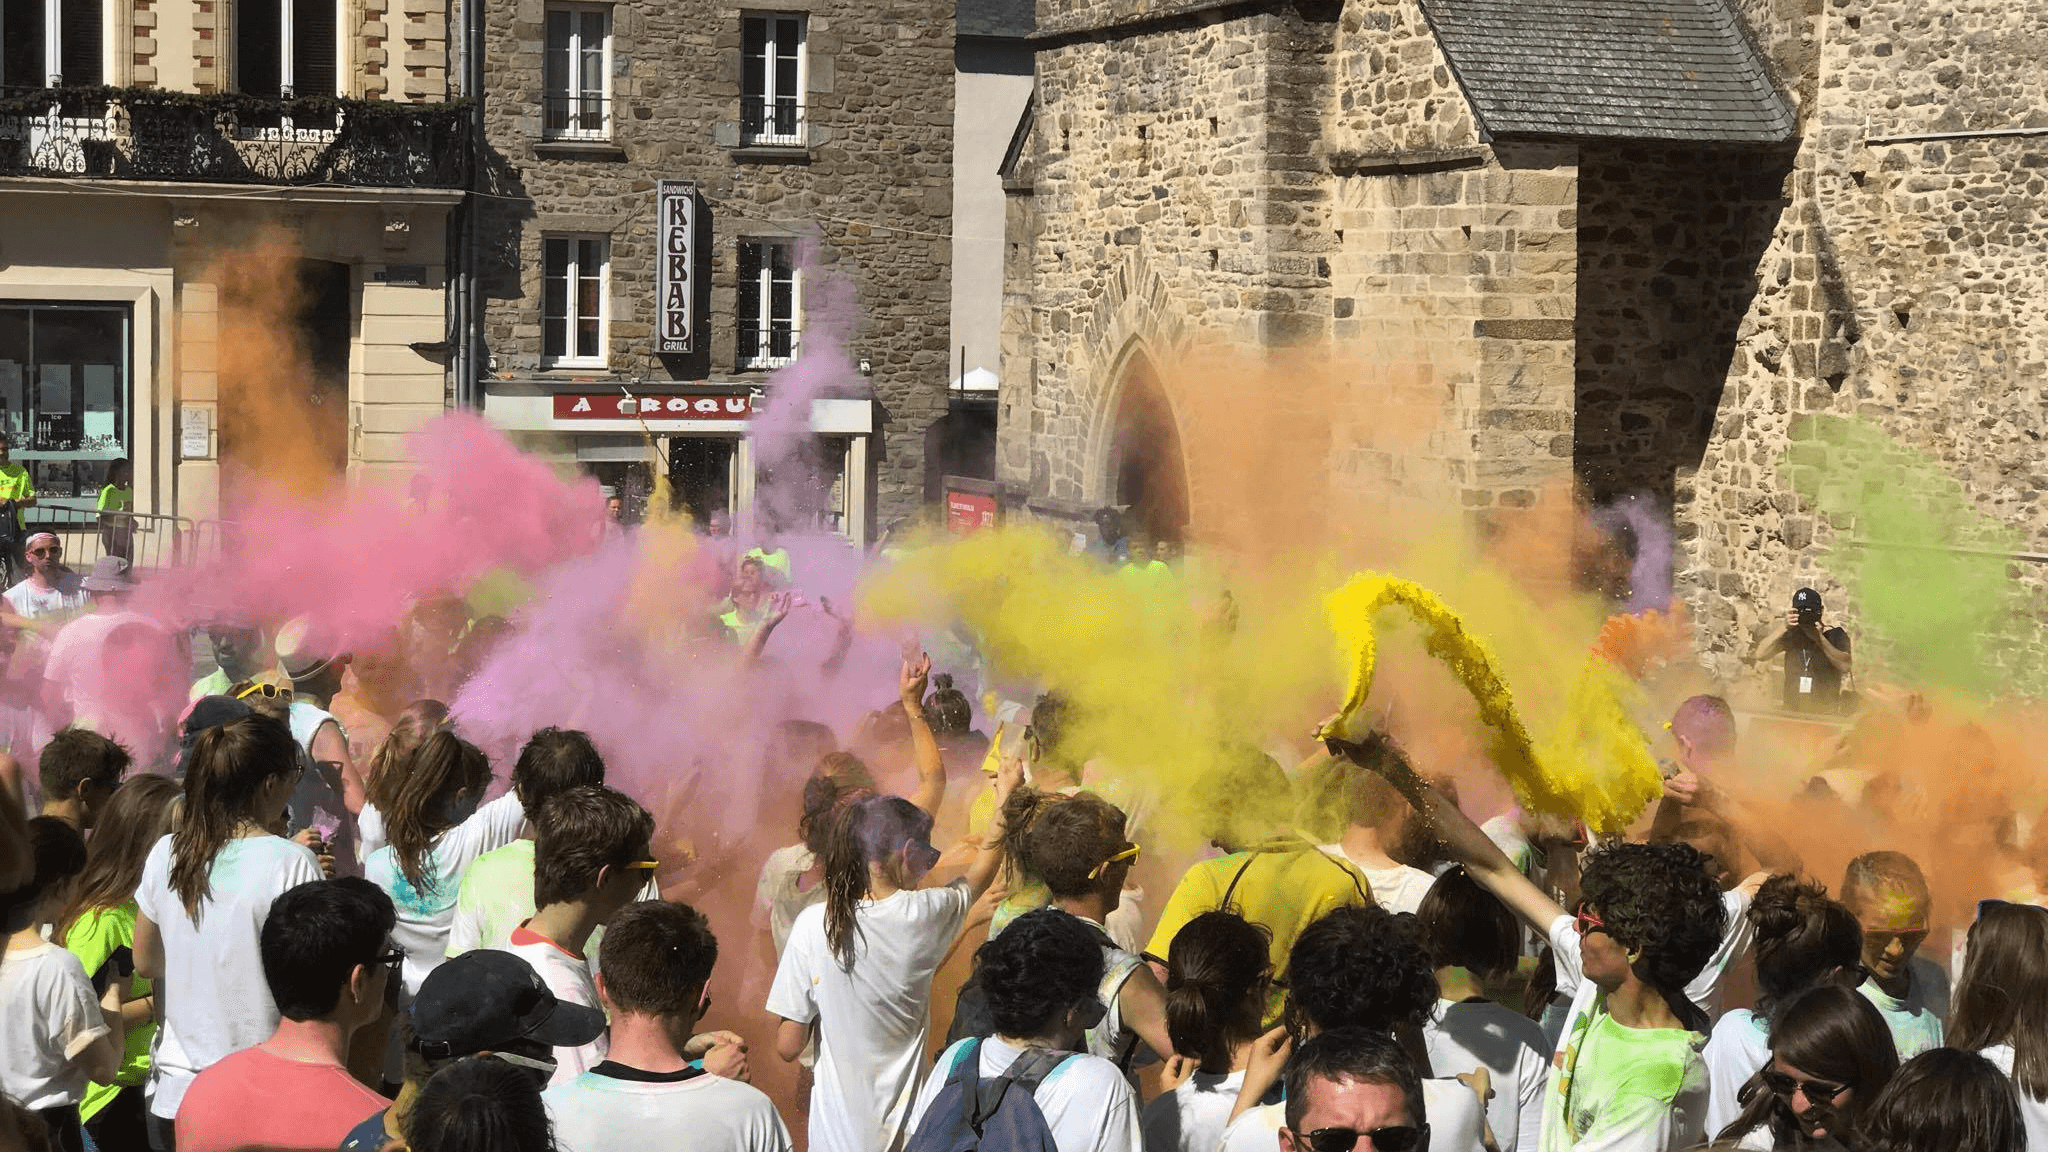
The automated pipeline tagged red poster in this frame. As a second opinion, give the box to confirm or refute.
[946,489,997,534]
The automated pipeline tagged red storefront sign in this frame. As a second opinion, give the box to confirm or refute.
[946,487,998,534]
[553,393,755,420]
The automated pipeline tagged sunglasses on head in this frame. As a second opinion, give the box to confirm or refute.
[1088,843,1140,881]
[1761,1067,1850,1104]
[235,681,291,700]
[1299,1126,1429,1152]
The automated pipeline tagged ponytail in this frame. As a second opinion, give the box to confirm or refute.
[822,794,932,970]
[383,729,490,892]
[171,715,300,916]
[999,787,1126,899]
[1164,911,1271,1071]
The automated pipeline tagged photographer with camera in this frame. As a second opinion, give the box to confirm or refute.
[1745,588,1853,714]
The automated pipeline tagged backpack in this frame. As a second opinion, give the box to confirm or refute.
[906,1040,1074,1152]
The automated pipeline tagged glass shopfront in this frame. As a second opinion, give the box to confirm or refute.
[0,302,130,512]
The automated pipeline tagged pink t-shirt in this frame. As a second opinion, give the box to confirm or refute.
[175,1045,387,1152]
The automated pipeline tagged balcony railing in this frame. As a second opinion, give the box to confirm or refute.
[739,95,805,147]
[542,92,610,141]
[736,322,800,370]
[0,87,472,188]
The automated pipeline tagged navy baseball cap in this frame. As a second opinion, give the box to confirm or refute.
[1792,587,1823,612]
[408,950,606,1059]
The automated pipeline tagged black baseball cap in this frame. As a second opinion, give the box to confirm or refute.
[1792,587,1823,612]
[408,950,606,1060]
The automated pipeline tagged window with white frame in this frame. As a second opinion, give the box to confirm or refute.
[739,13,804,146]
[0,0,105,87]
[542,3,610,140]
[736,238,798,369]
[542,235,608,367]
[234,0,340,99]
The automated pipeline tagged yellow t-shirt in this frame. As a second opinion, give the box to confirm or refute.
[0,463,32,525]
[1145,849,1373,986]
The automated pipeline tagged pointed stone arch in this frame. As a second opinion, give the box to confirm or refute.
[1073,249,1194,524]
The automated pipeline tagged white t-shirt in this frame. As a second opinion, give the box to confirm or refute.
[1425,997,1550,1152]
[134,832,325,1118]
[544,1066,793,1152]
[1857,955,1947,1059]
[1317,846,1437,915]
[1139,1068,1245,1152]
[1702,1008,1770,1138]
[913,1037,1141,1152]
[499,929,607,1086]
[1688,889,1756,1020]
[1220,1079,1486,1152]
[0,941,110,1110]
[3,572,88,620]
[357,803,387,866]
[755,843,824,957]
[766,880,972,1152]
[365,791,527,997]
[1980,1044,2048,1152]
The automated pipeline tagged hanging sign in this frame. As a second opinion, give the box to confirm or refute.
[655,180,696,354]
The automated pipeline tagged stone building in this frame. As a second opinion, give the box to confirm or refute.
[1001,0,2048,678]
[472,0,956,544]
[0,0,466,541]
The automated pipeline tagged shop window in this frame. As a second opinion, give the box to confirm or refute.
[739,12,803,146]
[542,234,609,367]
[0,0,105,87]
[0,302,129,513]
[235,0,340,100]
[735,238,797,370]
[542,2,610,140]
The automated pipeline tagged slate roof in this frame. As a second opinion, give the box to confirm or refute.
[1414,0,1796,144]
[959,0,1035,39]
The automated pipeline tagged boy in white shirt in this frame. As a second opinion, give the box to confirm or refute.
[496,785,657,1086]
[910,909,1143,1152]
[1,818,121,1149]
[544,901,779,1152]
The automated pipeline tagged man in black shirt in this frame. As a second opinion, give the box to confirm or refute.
[1746,587,1853,713]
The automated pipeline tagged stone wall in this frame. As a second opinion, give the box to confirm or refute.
[477,0,955,524]
[1325,0,1478,158]
[1678,0,2048,679]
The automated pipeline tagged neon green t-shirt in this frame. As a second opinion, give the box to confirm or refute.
[97,484,131,513]
[63,901,154,1121]
[0,463,32,526]
[1543,998,1708,1151]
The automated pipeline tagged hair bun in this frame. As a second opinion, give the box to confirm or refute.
[931,672,955,692]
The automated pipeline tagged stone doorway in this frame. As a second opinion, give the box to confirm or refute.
[1106,351,1188,545]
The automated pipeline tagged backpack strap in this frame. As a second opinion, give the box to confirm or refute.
[970,1046,1074,1133]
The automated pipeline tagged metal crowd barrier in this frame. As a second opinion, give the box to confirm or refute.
[14,506,193,575]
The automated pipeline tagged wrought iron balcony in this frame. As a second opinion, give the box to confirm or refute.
[0,87,472,188]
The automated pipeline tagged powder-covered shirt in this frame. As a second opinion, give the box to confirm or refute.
[1145,850,1370,996]
[1702,1008,1770,1138]
[1857,955,1947,1060]
[365,790,527,997]
[544,1064,793,1152]
[449,839,656,961]
[3,571,89,621]
[499,924,607,1086]
[1543,914,1709,1152]
[1426,997,1550,1152]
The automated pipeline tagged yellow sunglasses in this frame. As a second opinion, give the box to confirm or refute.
[1088,844,1140,880]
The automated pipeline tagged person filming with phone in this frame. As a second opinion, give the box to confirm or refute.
[1745,587,1853,714]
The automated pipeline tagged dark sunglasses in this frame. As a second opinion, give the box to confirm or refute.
[1300,1125,1429,1152]
[1861,926,1927,949]
[27,546,59,557]
[1761,1068,1850,1103]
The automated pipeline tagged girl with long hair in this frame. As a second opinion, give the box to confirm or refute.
[1947,900,2048,1147]
[998,786,1174,1067]
[1717,984,1899,1148]
[363,727,526,998]
[754,753,875,957]
[54,773,179,1149]
[1140,911,1271,1152]
[133,715,326,1137]
[1704,874,1865,1135]
[1857,1047,2024,1152]
[766,758,1018,1152]
[356,699,450,865]
[1416,865,1550,1152]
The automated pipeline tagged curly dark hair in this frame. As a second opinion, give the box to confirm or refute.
[1284,904,1439,1034]
[1578,840,1727,1007]
[974,907,1106,1039]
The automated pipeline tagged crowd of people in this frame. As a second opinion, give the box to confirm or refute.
[0,524,2041,1152]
